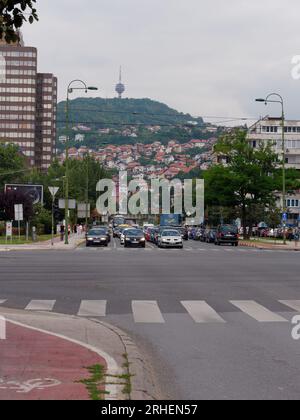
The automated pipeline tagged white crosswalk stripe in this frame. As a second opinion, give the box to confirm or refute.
[0,300,6,305]
[230,300,288,322]
[25,300,56,311]
[77,300,107,317]
[181,301,226,323]
[132,300,165,323]
[279,300,300,312]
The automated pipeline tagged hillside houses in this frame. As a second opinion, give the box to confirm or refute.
[59,137,216,179]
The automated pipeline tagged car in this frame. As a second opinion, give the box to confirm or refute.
[92,226,111,243]
[123,228,146,248]
[116,224,131,239]
[150,227,159,243]
[158,229,183,249]
[215,225,239,246]
[120,228,131,245]
[113,227,120,238]
[206,228,217,243]
[86,228,110,247]
[145,227,153,242]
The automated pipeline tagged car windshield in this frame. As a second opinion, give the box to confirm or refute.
[126,229,144,237]
[162,231,180,237]
[221,225,238,233]
[88,230,106,235]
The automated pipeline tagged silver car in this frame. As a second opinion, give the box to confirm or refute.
[158,229,183,249]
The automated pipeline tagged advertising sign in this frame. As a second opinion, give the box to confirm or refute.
[5,184,44,205]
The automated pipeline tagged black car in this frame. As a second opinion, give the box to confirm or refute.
[124,228,146,248]
[215,225,239,246]
[93,226,111,243]
[86,228,110,247]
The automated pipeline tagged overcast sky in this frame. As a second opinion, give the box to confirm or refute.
[22,0,300,125]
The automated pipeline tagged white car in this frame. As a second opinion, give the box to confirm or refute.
[158,229,183,249]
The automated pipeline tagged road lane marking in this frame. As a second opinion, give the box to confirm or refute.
[25,300,56,311]
[77,300,107,317]
[230,300,288,322]
[279,300,300,312]
[181,301,226,323]
[0,300,6,305]
[132,301,165,323]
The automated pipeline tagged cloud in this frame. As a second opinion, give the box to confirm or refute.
[22,0,300,123]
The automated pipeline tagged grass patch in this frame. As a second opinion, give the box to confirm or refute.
[78,354,134,400]
[78,364,110,401]
[0,234,58,245]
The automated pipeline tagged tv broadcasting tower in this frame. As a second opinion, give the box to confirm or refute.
[115,66,125,99]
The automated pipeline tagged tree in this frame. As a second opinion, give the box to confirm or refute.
[204,130,280,238]
[0,143,28,188]
[0,0,38,43]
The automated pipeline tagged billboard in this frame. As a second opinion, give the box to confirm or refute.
[5,184,44,205]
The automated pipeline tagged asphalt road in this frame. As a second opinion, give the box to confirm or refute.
[1,238,300,400]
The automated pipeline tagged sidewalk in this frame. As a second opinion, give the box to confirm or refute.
[0,308,159,400]
[240,239,300,251]
[0,234,85,252]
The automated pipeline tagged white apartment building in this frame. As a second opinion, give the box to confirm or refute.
[247,116,300,170]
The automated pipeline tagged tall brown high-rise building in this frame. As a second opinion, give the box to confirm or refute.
[0,36,57,169]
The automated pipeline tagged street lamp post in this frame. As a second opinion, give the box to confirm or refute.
[255,93,286,245]
[64,81,98,245]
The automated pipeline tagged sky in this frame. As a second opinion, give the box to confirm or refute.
[21,0,300,125]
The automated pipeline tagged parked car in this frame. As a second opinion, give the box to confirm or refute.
[86,228,109,247]
[158,229,183,249]
[215,225,239,246]
[194,228,205,241]
[123,228,146,248]
[206,228,217,243]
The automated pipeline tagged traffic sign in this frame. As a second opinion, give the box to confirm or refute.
[14,204,23,222]
[59,199,76,210]
[48,187,59,198]
[6,222,12,237]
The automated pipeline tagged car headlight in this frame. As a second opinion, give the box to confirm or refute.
[125,238,130,241]
[140,238,145,241]
[87,237,93,241]
[101,237,107,241]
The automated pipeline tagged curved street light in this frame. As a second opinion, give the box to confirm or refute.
[255,93,286,244]
[64,80,98,245]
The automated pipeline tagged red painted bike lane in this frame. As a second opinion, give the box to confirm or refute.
[0,321,108,400]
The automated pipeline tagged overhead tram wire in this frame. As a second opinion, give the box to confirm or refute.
[57,105,255,122]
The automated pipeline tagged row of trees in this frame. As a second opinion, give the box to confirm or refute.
[203,130,300,238]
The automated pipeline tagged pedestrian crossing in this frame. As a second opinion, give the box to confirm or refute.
[0,299,299,324]
[75,246,290,254]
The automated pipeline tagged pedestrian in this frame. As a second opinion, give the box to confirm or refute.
[294,228,300,248]
[60,224,65,241]
[74,224,77,235]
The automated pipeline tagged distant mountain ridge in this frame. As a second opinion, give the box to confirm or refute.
[57,97,204,129]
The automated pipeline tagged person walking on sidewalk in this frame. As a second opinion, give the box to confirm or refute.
[294,228,300,248]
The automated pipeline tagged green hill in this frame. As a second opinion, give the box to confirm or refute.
[57,97,204,129]
[56,98,214,149]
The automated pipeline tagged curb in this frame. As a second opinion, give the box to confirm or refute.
[0,307,159,400]
[239,241,300,251]
[0,239,85,252]
[90,318,162,400]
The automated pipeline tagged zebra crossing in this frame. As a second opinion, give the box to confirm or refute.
[75,245,287,254]
[0,298,299,324]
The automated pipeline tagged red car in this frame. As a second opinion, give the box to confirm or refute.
[145,227,152,242]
